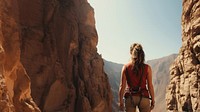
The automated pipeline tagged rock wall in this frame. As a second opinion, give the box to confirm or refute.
[0,0,41,111]
[166,0,200,111]
[0,0,112,112]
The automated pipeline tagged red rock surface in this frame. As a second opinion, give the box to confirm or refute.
[0,0,112,111]
[166,0,200,111]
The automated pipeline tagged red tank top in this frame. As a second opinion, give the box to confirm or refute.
[125,63,149,97]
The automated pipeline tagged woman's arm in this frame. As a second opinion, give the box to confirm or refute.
[147,65,155,110]
[118,65,127,110]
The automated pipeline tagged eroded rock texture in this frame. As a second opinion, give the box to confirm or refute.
[0,0,41,111]
[166,0,200,111]
[0,0,112,112]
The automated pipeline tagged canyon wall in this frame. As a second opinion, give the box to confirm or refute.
[166,0,200,111]
[0,0,112,112]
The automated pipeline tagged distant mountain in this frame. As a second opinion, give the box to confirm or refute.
[104,60,123,112]
[146,54,178,112]
[104,54,177,112]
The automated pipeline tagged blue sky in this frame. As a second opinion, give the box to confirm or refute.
[88,0,182,64]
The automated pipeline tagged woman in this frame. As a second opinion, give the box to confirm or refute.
[118,43,155,112]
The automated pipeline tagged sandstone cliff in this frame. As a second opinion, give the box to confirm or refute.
[0,0,112,112]
[166,0,200,111]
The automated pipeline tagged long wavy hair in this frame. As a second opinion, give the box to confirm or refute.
[130,43,145,75]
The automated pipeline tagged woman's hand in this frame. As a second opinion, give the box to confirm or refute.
[150,99,155,110]
[118,102,124,111]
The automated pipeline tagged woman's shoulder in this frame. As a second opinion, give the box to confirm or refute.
[124,62,132,67]
[144,64,152,74]
[144,63,151,71]
[144,63,150,68]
